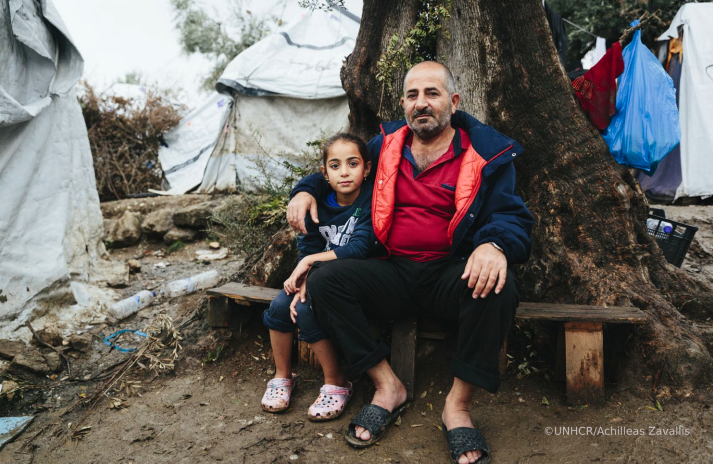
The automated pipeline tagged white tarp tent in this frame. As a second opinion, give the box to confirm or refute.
[657,3,713,199]
[0,0,110,336]
[158,1,362,194]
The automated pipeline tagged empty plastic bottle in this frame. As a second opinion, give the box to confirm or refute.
[161,270,220,298]
[109,290,157,320]
[647,218,673,234]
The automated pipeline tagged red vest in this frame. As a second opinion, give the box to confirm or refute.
[372,125,492,250]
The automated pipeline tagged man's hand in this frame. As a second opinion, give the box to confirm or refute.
[461,243,507,299]
[287,192,319,234]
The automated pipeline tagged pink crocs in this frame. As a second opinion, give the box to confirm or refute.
[307,382,353,422]
[261,374,296,413]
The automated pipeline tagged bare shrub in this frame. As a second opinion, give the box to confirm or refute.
[79,81,183,201]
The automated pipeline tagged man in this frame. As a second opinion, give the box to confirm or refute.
[287,61,533,464]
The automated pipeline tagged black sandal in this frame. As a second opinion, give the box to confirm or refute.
[441,424,491,464]
[344,402,408,448]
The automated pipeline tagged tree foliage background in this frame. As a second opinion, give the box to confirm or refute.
[170,0,275,91]
[548,0,709,70]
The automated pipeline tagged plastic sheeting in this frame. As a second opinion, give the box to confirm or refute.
[216,1,362,99]
[158,1,361,194]
[196,95,350,193]
[657,4,713,198]
[159,93,230,194]
[0,0,105,326]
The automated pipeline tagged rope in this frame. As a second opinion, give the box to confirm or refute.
[104,329,148,353]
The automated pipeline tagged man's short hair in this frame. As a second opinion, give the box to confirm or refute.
[403,61,457,97]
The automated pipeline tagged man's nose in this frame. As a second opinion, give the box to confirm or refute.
[415,94,428,110]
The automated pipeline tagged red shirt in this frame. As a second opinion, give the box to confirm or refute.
[385,128,471,261]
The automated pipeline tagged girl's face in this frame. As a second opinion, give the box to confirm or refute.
[320,140,371,196]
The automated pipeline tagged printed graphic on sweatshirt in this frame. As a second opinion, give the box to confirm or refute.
[319,208,361,251]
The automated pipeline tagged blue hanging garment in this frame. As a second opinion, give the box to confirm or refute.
[602,21,681,174]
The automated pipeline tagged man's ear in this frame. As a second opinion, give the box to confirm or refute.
[451,93,460,114]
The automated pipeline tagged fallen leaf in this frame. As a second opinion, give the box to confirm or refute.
[541,396,549,406]
[411,424,423,428]
[419,391,427,399]
[395,416,402,426]
[428,403,433,410]
[655,400,664,412]
[219,376,224,382]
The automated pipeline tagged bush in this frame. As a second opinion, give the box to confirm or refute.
[207,139,323,257]
[79,82,183,201]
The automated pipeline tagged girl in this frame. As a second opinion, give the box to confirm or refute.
[261,133,374,421]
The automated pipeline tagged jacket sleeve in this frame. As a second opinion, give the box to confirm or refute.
[296,215,326,261]
[472,162,533,264]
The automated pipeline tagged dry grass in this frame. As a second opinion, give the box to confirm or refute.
[79,82,183,201]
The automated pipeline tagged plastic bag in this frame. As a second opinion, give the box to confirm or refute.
[602,21,681,174]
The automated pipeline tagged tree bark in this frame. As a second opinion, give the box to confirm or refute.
[342,0,713,389]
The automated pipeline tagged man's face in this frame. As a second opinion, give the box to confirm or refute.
[401,65,459,141]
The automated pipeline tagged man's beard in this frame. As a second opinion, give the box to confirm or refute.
[406,107,451,140]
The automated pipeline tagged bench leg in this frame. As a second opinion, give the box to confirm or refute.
[564,322,604,405]
[298,339,319,368]
[498,339,508,377]
[208,296,233,328]
[391,317,418,400]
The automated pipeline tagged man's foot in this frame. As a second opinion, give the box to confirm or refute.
[442,394,483,464]
[353,374,407,441]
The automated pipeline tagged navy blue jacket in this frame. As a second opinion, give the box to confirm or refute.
[293,111,533,264]
[298,183,375,261]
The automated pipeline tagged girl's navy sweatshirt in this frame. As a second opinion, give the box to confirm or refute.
[297,182,375,261]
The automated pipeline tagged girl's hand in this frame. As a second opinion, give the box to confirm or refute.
[285,260,311,294]
[289,292,301,323]
[290,281,308,323]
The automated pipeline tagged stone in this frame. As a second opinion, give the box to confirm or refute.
[127,259,142,273]
[106,211,142,248]
[243,229,299,288]
[141,209,174,238]
[0,339,26,360]
[2,380,18,400]
[31,326,64,347]
[10,348,50,374]
[209,241,220,249]
[69,333,93,353]
[163,227,197,245]
[42,351,63,372]
[172,201,217,229]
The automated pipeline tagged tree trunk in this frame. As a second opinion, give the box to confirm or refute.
[342,0,713,390]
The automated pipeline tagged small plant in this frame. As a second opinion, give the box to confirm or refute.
[167,240,186,254]
[203,344,224,365]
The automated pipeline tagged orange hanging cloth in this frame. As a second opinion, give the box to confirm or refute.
[572,42,625,130]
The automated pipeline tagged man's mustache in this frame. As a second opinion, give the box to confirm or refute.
[411,108,434,119]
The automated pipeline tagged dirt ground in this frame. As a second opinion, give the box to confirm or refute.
[1,201,712,464]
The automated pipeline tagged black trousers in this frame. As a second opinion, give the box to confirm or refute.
[306,257,519,393]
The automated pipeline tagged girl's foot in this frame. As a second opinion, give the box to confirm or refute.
[261,373,296,413]
[307,382,353,421]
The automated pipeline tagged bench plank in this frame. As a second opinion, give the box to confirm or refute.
[517,302,646,323]
[207,282,280,305]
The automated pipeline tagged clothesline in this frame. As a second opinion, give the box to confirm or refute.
[562,17,598,39]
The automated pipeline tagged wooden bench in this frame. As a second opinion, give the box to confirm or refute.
[207,283,646,405]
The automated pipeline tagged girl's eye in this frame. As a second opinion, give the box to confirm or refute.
[349,161,358,167]
[330,164,338,169]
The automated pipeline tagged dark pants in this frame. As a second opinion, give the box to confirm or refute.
[307,257,519,393]
[262,289,330,343]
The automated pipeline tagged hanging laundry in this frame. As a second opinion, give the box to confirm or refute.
[544,2,568,67]
[602,21,681,174]
[581,37,607,69]
[572,42,624,130]
[634,51,683,203]
[665,37,683,72]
